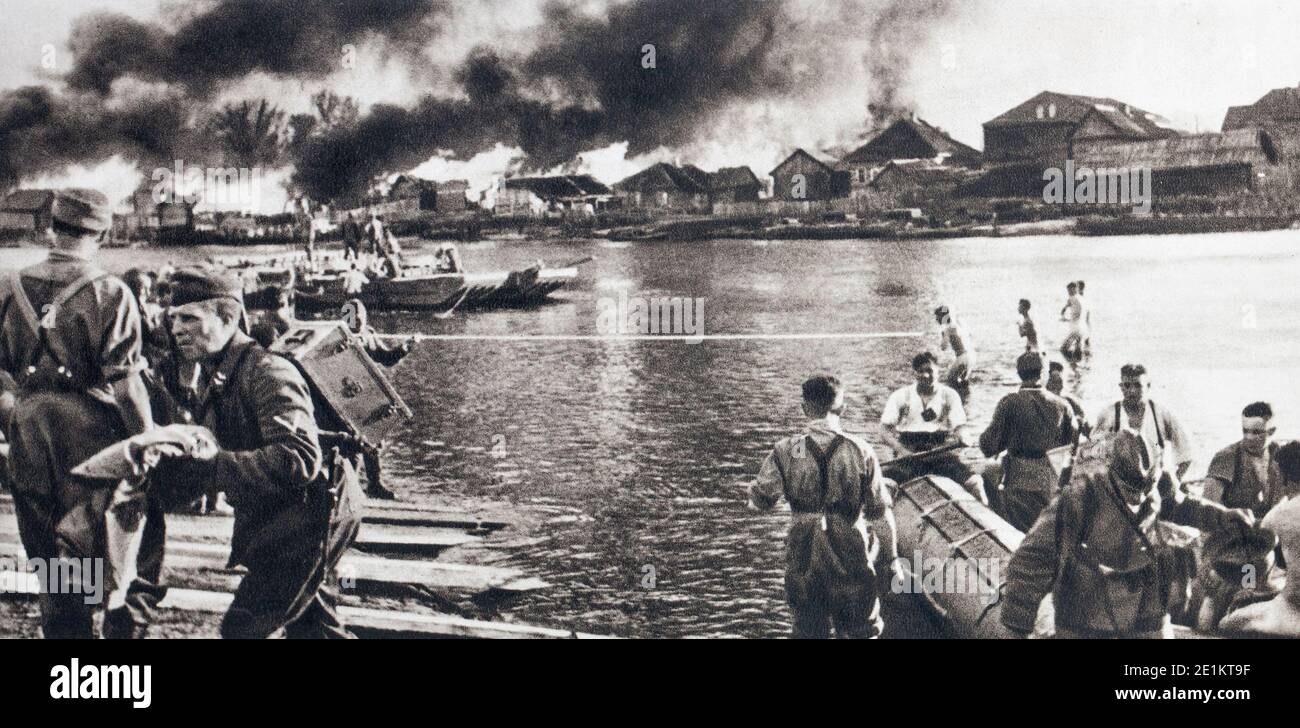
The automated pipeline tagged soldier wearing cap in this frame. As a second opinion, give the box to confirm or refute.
[1003,429,1254,639]
[0,188,160,638]
[151,268,362,638]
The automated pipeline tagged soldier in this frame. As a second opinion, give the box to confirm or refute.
[341,299,411,500]
[1203,402,1289,518]
[979,351,1077,530]
[1002,429,1253,638]
[152,269,363,638]
[749,374,900,638]
[0,188,160,638]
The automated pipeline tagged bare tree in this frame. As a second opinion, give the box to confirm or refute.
[208,99,287,168]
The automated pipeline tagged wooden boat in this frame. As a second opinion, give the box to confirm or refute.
[212,250,582,313]
[293,271,467,314]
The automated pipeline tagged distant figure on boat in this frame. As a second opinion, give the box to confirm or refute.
[344,299,414,368]
[1059,282,1086,361]
[880,351,986,504]
[433,243,462,273]
[934,305,975,402]
[748,373,901,639]
[365,212,385,256]
[341,212,362,260]
[341,263,370,295]
[1017,298,1038,353]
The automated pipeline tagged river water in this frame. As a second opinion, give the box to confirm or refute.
[3,230,1299,637]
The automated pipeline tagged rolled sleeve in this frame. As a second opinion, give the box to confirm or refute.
[860,451,890,520]
[880,390,903,427]
[946,389,967,429]
[749,445,786,511]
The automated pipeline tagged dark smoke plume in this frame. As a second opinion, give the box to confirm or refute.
[66,0,449,96]
[0,86,195,189]
[865,0,954,122]
[291,0,791,199]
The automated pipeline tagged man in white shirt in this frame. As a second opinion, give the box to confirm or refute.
[1092,363,1194,479]
[880,352,986,503]
[340,263,370,295]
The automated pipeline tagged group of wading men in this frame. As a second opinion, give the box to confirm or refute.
[751,298,1300,639]
[0,189,377,638]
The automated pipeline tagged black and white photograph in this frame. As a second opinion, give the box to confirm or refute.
[0,0,1297,703]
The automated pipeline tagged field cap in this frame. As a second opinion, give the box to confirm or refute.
[52,188,111,233]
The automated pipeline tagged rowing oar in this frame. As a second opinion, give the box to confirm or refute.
[881,441,964,468]
[556,255,594,268]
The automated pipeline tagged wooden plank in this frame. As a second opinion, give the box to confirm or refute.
[0,510,479,554]
[159,587,613,639]
[0,540,547,593]
[0,493,512,532]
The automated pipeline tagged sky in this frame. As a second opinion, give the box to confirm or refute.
[2,0,1299,199]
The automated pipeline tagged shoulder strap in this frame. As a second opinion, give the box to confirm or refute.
[6,271,42,336]
[804,434,845,510]
[1113,401,1121,433]
[1147,400,1165,448]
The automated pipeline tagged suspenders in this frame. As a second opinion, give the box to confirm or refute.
[1112,400,1166,449]
[781,434,847,529]
[4,269,109,387]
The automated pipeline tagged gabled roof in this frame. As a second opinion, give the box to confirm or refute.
[868,159,979,187]
[770,148,846,177]
[1222,87,1300,130]
[614,163,709,194]
[505,175,611,198]
[843,117,981,165]
[0,189,55,212]
[566,174,612,196]
[986,91,1179,138]
[709,166,761,190]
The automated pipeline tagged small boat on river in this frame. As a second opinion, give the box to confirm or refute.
[214,250,587,314]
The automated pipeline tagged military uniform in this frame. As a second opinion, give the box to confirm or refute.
[750,422,893,638]
[979,383,1076,531]
[155,271,362,637]
[0,190,160,638]
[1002,432,1250,638]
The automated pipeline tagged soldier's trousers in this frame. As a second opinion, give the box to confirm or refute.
[790,593,883,639]
[220,494,361,639]
[6,391,164,638]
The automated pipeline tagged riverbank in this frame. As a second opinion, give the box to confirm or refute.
[590,213,1299,243]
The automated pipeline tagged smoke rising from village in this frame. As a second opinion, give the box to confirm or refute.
[0,0,964,204]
